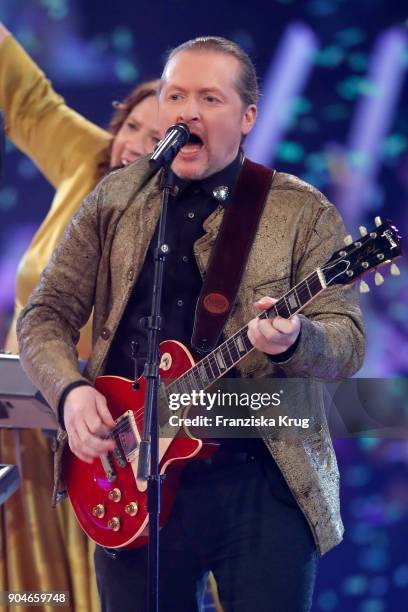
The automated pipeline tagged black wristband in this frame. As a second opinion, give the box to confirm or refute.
[57,380,92,430]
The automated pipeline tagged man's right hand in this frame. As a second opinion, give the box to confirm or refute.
[63,386,116,463]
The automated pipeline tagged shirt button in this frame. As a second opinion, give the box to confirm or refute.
[177,299,184,307]
[127,267,134,281]
[101,327,111,340]
[187,211,195,219]
[182,255,189,263]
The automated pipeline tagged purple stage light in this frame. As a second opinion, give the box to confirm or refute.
[334,27,408,229]
[245,22,318,166]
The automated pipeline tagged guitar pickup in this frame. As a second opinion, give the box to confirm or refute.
[114,410,139,464]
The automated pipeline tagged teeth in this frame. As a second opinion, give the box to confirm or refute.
[121,159,129,166]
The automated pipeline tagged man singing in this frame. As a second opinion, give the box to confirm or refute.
[17,37,364,611]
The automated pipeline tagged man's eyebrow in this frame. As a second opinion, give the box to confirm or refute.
[163,84,225,96]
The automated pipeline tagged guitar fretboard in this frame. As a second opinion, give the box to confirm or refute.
[166,269,325,399]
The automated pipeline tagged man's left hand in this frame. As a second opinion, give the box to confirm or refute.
[247,296,301,356]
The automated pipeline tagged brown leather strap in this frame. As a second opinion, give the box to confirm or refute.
[191,158,275,354]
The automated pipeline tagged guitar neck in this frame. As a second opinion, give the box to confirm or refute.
[166,268,326,399]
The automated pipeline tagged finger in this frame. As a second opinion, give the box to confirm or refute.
[95,395,116,428]
[248,318,291,354]
[75,419,115,455]
[83,411,110,438]
[253,296,277,311]
[273,314,300,335]
[68,430,94,464]
[248,318,285,350]
[257,318,287,343]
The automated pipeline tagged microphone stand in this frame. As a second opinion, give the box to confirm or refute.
[137,162,174,612]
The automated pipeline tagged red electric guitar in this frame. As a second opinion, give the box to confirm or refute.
[64,218,402,548]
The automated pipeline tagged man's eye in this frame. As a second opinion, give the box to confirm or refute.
[127,122,138,130]
[169,94,181,101]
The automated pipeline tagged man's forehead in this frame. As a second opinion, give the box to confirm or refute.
[162,50,240,85]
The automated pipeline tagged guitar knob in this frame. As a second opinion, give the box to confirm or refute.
[359,226,367,237]
[108,488,122,502]
[374,271,384,286]
[92,504,105,518]
[108,517,121,531]
[344,235,353,246]
[125,502,139,517]
[359,280,370,294]
[390,263,400,276]
[374,216,382,227]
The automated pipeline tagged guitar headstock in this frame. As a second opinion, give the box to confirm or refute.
[321,217,402,292]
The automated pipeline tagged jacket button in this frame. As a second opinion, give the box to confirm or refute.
[127,268,134,281]
[101,327,111,340]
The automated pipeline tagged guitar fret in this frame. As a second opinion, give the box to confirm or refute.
[221,343,233,368]
[215,348,226,371]
[198,362,209,386]
[302,278,313,299]
[235,333,247,354]
[203,357,215,383]
[242,330,252,351]
[287,288,300,311]
[184,371,195,394]
[193,363,206,389]
[276,298,291,318]
[208,353,221,379]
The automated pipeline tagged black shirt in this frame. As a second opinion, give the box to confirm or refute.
[105,153,243,378]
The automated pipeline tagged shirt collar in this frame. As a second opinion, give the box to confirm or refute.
[171,150,244,207]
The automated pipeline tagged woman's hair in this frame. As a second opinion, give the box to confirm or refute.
[99,78,160,176]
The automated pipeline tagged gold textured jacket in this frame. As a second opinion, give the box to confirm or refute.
[17,156,365,556]
[0,34,111,357]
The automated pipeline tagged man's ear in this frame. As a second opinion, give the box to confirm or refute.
[241,104,257,136]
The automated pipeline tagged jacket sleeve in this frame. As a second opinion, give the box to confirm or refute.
[273,201,365,379]
[0,34,110,188]
[16,182,104,415]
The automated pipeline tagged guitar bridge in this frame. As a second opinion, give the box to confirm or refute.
[100,452,116,482]
[114,410,139,464]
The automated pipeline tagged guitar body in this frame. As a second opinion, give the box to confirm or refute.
[63,340,217,549]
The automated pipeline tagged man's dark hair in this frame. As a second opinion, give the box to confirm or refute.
[162,36,258,107]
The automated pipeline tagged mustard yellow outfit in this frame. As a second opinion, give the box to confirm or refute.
[0,33,111,612]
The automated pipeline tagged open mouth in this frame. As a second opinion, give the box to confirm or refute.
[188,134,203,145]
[180,133,204,155]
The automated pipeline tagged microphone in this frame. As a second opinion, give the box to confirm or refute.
[149,122,190,170]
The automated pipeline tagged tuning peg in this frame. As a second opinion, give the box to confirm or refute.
[390,263,400,276]
[359,280,370,293]
[359,226,368,237]
[374,271,384,286]
[344,235,353,246]
[374,216,382,227]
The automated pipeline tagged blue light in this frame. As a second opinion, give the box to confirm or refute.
[341,574,367,596]
[358,599,385,612]
[317,589,338,610]
[393,565,408,588]
[0,187,18,211]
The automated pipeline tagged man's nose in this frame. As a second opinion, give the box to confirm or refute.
[177,99,200,123]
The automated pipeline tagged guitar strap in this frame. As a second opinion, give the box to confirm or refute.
[191,157,276,354]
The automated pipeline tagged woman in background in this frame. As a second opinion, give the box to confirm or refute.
[0,22,160,611]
